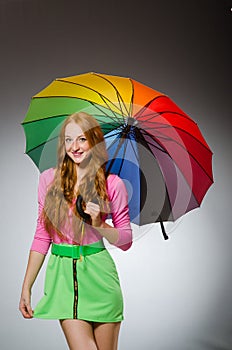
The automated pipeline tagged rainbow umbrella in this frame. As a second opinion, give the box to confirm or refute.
[22,72,214,239]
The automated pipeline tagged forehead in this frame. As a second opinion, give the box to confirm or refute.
[65,122,84,136]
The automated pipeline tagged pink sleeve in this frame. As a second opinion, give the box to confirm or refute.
[107,175,132,251]
[30,169,54,255]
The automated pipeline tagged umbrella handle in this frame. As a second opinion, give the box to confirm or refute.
[76,195,91,221]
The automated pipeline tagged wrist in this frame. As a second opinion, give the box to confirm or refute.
[92,221,103,229]
[22,283,32,294]
[92,220,105,229]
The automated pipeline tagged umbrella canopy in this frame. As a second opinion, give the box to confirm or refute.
[22,72,213,238]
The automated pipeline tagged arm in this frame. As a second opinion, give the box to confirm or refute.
[107,175,132,250]
[85,201,119,244]
[19,251,45,318]
[19,169,54,318]
[85,175,132,251]
[30,169,53,255]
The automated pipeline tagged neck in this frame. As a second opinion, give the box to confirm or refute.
[76,164,87,186]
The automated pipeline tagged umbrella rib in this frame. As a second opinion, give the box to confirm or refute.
[128,78,134,117]
[104,132,139,161]
[56,78,128,118]
[106,133,139,176]
[21,114,69,125]
[104,130,122,140]
[106,135,122,153]
[117,137,129,176]
[127,136,140,163]
[135,128,169,155]
[136,129,210,213]
[23,100,123,126]
[136,109,211,152]
[135,95,194,122]
[96,93,126,120]
[137,110,197,127]
[137,134,168,154]
[22,110,120,127]
[92,73,131,117]
[88,101,124,125]
[140,123,212,154]
[106,137,125,175]
[134,128,174,223]
[140,129,214,182]
[33,94,124,119]
[26,135,58,153]
[134,95,166,118]
[115,136,140,176]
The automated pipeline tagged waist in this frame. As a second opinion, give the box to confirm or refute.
[51,241,105,259]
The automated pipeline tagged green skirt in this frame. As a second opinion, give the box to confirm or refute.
[33,242,124,322]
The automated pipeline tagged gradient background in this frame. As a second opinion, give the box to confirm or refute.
[0,0,231,349]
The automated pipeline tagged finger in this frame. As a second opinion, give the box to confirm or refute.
[20,308,31,318]
[86,201,100,209]
[26,304,33,318]
[89,201,99,206]
[20,303,33,318]
[22,307,32,318]
[85,209,100,219]
[86,203,100,215]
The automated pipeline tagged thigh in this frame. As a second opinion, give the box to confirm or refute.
[60,319,97,350]
[93,322,121,350]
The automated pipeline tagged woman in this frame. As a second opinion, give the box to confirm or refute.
[19,112,132,350]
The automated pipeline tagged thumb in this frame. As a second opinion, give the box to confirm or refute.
[27,303,34,318]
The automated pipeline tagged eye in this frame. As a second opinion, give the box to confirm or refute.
[65,137,73,143]
[78,137,87,143]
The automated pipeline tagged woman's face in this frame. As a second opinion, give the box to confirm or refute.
[65,122,91,165]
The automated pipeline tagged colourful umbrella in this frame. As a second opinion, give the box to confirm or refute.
[22,72,214,239]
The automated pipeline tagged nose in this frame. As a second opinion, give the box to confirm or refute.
[71,138,80,150]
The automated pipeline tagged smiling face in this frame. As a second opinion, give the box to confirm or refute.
[65,122,91,165]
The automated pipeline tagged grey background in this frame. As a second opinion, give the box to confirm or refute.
[0,0,231,349]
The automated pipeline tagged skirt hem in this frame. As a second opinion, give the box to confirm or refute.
[33,315,124,322]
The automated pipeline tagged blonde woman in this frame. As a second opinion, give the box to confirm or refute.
[19,112,132,350]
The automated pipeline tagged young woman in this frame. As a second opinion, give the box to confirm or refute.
[19,112,132,350]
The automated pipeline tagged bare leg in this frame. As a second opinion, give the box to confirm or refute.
[93,322,121,350]
[60,319,98,350]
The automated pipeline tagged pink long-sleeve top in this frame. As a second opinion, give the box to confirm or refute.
[30,168,133,255]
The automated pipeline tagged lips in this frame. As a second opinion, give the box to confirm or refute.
[72,151,83,157]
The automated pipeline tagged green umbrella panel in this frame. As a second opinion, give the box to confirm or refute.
[22,97,122,171]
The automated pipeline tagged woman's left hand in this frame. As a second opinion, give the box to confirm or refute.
[85,201,102,227]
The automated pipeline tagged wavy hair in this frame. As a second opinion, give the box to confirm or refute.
[42,112,109,242]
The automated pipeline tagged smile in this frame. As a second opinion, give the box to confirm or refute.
[72,151,84,157]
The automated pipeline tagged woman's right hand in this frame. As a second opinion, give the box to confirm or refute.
[19,289,33,319]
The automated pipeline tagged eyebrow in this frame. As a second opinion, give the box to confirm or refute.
[64,134,85,137]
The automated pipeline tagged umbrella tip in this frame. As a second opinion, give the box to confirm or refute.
[159,220,169,240]
[126,117,138,127]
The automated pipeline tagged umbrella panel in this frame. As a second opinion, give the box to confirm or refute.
[27,137,59,172]
[22,98,124,171]
[105,130,172,225]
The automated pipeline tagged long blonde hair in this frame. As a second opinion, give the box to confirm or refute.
[42,112,109,241]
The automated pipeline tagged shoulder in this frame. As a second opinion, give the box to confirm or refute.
[38,167,56,190]
[37,168,55,201]
[107,173,125,187]
[106,174,127,199]
[40,167,56,181]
